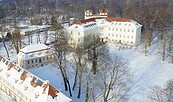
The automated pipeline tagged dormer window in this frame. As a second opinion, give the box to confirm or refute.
[75,26,78,28]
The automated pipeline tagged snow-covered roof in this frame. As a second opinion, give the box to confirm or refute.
[0,54,72,102]
[18,44,51,60]
[20,44,49,54]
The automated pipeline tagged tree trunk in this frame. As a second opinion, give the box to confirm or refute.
[145,43,147,56]
[162,41,165,61]
[72,68,78,90]
[59,62,68,91]
[66,78,72,97]
[104,97,108,102]
[93,46,97,74]
[77,78,82,98]
[3,41,10,60]
[169,35,173,53]
[85,79,89,102]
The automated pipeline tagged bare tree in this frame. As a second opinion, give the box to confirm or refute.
[0,26,10,60]
[84,34,109,75]
[52,23,72,97]
[10,29,22,54]
[71,44,87,98]
[149,79,173,102]
[89,56,131,102]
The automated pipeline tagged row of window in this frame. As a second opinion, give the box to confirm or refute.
[108,34,133,39]
[27,56,52,65]
[84,23,96,28]
[108,28,134,32]
[108,39,134,44]
[111,22,132,26]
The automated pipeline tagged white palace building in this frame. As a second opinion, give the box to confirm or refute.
[0,54,71,102]
[67,9,142,47]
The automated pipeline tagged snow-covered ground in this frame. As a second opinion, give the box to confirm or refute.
[1,37,173,102]
[109,43,173,102]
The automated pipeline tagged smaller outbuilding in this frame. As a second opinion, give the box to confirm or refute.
[17,44,54,69]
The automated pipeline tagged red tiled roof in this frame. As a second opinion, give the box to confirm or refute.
[48,84,59,97]
[74,17,132,25]
[74,18,102,25]
[105,18,131,22]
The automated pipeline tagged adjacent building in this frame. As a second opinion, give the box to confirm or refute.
[84,9,108,19]
[0,54,71,102]
[17,44,53,69]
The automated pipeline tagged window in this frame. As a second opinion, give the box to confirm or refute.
[112,28,114,31]
[132,29,134,32]
[78,38,80,42]
[109,33,110,36]
[116,34,118,37]
[127,35,129,38]
[120,35,121,37]
[78,32,80,35]
[124,29,126,32]
[32,60,33,63]
[39,58,41,63]
[128,29,130,32]
[28,61,30,64]
[112,34,114,36]
[71,31,73,34]
[124,35,125,38]
[36,59,37,63]
[116,28,118,31]
[109,28,110,30]
[131,36,133,39]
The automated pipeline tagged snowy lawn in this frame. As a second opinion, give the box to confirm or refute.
[109,43,173,102]
[1,40,173,102]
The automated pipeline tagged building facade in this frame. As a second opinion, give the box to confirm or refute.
[0,54,71,102]
[17,44,54,69]
[67,17,142,47]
